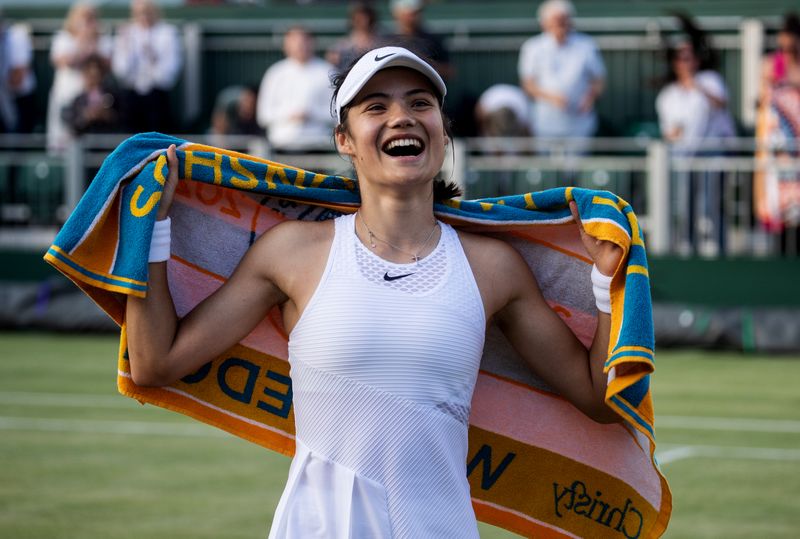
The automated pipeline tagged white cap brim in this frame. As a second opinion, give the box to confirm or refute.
[334,46,447,123]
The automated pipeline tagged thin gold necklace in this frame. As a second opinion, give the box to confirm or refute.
[357,211,439,264]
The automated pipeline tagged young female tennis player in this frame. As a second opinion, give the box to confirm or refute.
[126,46,622,538]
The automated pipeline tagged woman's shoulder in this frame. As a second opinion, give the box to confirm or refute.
[258,218,334,252]
[248,219,335,281]
[455,228,536,316]
[456,229,527,271]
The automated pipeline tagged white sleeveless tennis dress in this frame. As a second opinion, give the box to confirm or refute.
[268,213,486,538]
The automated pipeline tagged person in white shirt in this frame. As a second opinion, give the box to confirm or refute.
[112,0,182,133]
[518,0,605,140]
[48,2,113,151]
[656,45,735,154]
[257,27,335,152]
[655,15,737,257]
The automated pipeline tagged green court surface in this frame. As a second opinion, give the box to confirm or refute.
[1,333,798,538]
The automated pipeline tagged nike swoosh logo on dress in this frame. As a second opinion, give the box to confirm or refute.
[383,272,414,281]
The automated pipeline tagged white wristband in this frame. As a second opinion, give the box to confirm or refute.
[148,217,171,263]
[591,264,612,314]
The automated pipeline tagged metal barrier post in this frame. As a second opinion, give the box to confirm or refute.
[64,139,85,214]
[740,18,764,129]
[451,138,467,195]
[646,140,670,255]
[183,23,203,127]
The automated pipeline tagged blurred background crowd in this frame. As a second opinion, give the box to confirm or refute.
[1,0,799,270]
[0,0,800,257]
[7,0,794,148]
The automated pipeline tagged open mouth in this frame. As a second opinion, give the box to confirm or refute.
[382,137,424,157]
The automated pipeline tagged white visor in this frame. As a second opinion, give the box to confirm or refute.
[334,46,447,123]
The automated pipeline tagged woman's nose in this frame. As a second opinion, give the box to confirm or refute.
[387,103,416,127]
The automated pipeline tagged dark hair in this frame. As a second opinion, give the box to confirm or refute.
[349,2,378,31]
[661,12,717,85]
[330,47,462,202]
[79,53,109,73]
[480,107,530,137]
[780,12,800,38]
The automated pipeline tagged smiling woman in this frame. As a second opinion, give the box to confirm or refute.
[331,47,460,208]
[123,45,625,538]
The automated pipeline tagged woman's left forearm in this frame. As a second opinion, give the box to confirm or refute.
[587,312,622,423]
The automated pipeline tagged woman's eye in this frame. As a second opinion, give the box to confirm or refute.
[365,103,385,112]
[413,100,432,108]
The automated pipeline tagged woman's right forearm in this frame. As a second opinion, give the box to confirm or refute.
[126,144,181,387]
[125,261,179,386]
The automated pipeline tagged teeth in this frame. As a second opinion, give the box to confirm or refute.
[385,138,422,151]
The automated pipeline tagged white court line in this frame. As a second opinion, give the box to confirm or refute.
[0,391,133,409]
[4,391,800,437]
[0,416,229,438]
[658,415,800,433]
[6,391,800,432]
[3,415,799,468]
[656,444,800,465]
[656,446,696,465]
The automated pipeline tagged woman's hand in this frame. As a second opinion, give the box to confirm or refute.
[156,144,179,221]
[569,200,624,276]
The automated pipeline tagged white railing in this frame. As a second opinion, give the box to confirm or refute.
[0,134,797,257]
[453,137,799,257]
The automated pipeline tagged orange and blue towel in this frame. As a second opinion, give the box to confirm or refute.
[45,133,671,538]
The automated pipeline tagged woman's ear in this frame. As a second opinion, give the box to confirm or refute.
[444,135,450,147]
[335,129,354,156]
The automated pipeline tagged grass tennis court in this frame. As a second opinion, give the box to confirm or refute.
[1,332,798,538]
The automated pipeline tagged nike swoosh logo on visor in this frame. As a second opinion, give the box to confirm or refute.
[375,53,395,62]
[384,272,414,281]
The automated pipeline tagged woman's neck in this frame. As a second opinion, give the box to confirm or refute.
[356,185,439,261]
[676,71,696,87]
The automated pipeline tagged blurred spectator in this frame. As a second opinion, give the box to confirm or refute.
[656,14,736,257]
[47,2,113,151]
[326,2,383,70]
[656,23,735,152]
[61,54,121,136]
[756,12,800,254]
[475,83,531,138]
[209,85,261,136]
[256,27,335,152]
[518,0,605,140]
[761,12,800,92]
[0,18,17,133]
[388,0,451,79]
[112,0,182,133]
[0,16,36,133]
[474,84,531,195]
